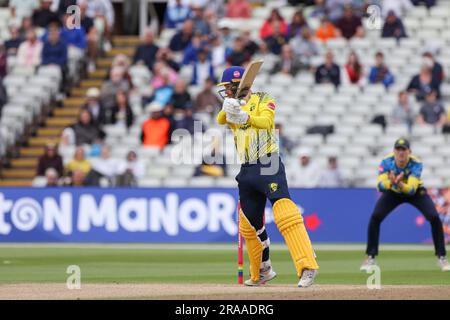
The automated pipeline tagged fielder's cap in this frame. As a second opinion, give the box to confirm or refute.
[217,66,245,87]
[86,87,100,98]
[394,138,410,149]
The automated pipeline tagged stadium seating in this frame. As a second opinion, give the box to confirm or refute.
[1,1,450,188]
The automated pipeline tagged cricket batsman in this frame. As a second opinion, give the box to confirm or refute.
[361,138,450,271]
[216,66,319,287]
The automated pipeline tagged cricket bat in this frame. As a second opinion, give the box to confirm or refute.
[235,60,264,99]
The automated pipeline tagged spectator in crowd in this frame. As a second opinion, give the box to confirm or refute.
[226,37,251,67]
[156,47,180,72]
[218,20,237,51]
[241,30,259,58]
[84,0,115,52]
[171,108,196,134]
[83,87,105,125]
[101,66,130,111]
[32,0,59,28]
[141,103,171,150]
[381,10,407,39]
[72,109,104,145]
[343,51,363,85]
[59,14,87,57]
[335,5,364,39]
[391,91,415,131]
[9,0,39,21]
[411,0,436,8]
[264,20,289,55]
[444,109,450,134]
[368,52,395,88]
[109,90,134,130]
[182,33,206,66]
[36,143,64,177]
[116,150,146,186]
[0,42,6,78]
[310,0,327,19]
[276,123,296,157]
[78,0,98,72]
[290,147,321,188]
[168,79,192,111]
[192,48,215,86]
[65,169,87,187]
[315,16,341,42]
[54,0,77,18]
[4,25,23,56]
[45,168,60,187]
[194,138,226,177]
[287,9,309,39]
[164,0,191,29]
[150,61,178,90]
[382,0,413,17]
[315,50,341,87]
[16,28,43,69]
[210,34,227,68]
[194,77,221,116]
[89,144,121,185]
[145,70,174,108]
[0,78,6,112]
[407,66,441,101]
[291,28,319,69]
[133,29,159,71]
[226,0,252,18]
[422,51,444,86]
[271,44,302,76]
[19,16,34,39]
[65,146,91,176]
[325,0,348,23]
[319,156,344,187]
[169,20,194,52]
[191,6,210,36]
[260,8,288,40]
[417,90,446,128]
[41,23,68,73]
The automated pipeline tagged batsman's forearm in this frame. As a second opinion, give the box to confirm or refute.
[217,110,227,125]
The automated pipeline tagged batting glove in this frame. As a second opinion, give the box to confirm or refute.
[227,110,249,125]
[222,98,244,115]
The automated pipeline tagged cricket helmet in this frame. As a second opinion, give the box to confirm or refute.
[217,66,245,98]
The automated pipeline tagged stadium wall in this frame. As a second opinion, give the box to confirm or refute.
[0,188,448,244]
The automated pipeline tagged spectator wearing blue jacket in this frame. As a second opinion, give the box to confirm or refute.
[164,0,191,29]
[42,24,68,70]
[368,52,395,88]
[191,48,215,87]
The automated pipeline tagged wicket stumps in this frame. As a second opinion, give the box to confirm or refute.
[237,201,244,284]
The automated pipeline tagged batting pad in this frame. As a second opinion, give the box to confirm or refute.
[273,198,319,277]
[239,209,264,282]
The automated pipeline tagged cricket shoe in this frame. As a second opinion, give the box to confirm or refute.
[244,260,277,286]
[360,256,376,271]
[298,269,318,288]
[438,256,450,271]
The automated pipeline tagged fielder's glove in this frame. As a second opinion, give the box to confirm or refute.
[227,110,249,125]
[222,98,244,115]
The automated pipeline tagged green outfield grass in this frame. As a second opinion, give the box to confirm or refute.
[0,244,448,285]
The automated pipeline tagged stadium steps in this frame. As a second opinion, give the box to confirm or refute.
[0,35,141,185]
[10,159,38,168]
[0,180,32,187]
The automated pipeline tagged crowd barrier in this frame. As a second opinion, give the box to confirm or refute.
[0,188,448,243]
